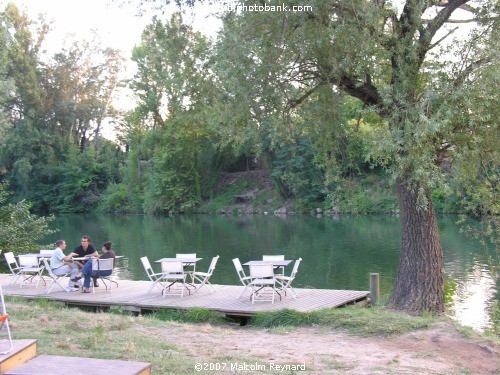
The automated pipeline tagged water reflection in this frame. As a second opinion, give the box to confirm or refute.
[447,263,496,331]
[43,214,496,331]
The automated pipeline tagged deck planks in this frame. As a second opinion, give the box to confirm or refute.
[0,274,369,316]
[5,355,151,375]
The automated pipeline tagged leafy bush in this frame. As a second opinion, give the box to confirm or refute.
[0,183,56,255]
[99,182,130,213]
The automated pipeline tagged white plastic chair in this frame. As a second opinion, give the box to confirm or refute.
[141,256,165,293]
[18,255,44,288]
[0,283,13,355]
[90,258,116,293]
[262,254,285,276]
[232,258,252,299]
[249,263,278,304]
[161,260,189,298]
[42,258,71,294]
[176,253,196,283]
[275,258,302,299]
[4,252,21,284]
[192,255,219,294]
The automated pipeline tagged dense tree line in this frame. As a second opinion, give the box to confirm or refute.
[0,1,497,313]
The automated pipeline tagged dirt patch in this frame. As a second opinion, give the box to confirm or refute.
[142,321,498,374]
[214,170,274,195]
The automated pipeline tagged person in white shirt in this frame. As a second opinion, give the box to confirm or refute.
[49,239,81,291]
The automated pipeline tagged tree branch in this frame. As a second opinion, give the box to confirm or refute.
[453,56,494,88]
[428,26,458,50]
[287,85,321,109]
[336,74,384,109]
[418,0,470,63]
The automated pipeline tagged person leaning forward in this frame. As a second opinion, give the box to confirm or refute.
[49,239,81,292]
[82,241,116,293]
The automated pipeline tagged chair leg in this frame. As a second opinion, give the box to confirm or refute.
[237,283,251,299]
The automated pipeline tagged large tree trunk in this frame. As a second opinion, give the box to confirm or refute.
[388,175,445,314]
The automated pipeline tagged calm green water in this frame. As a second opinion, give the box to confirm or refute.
[43,214,497,331]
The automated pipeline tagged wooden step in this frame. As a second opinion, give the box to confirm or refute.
[0,340,37,375]
[5,355,151,375]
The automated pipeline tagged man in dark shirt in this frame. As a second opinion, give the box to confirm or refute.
[74,235,98,285]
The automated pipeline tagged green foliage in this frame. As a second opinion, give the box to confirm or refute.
[98,182,130,213]
[197,178,255,213]
[0,183,55,254]
[327,175,399,214]
[271,137,325,206]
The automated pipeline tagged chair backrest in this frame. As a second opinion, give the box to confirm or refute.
[249,263,274,279]
[18,255,38,267]
[232,258,247,278]
[161,260,184,274]
[262,255,285,261]
[39,249,55,256]
[207,256,219,275]
[4,252,18,271]
[42,258,58,278]
[92,258,114,272]
[176,253,196,259]
[290,258,302,278]
[140,256,154,275]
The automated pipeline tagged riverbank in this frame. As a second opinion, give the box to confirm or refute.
[6,297,498,374]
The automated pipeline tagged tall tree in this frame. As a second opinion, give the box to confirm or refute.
[157,0,497,313]
[46,37,122,152]
[0,4,125,211]
[123,13,221,213]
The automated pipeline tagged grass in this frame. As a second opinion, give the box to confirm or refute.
[3,297,496,374]
[151,307,226,324]
[250,306,437,336]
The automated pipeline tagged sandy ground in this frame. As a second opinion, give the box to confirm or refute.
[153,321,498,374]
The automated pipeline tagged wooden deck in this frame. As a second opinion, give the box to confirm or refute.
[5,355,151,375]
[0,274,369,317]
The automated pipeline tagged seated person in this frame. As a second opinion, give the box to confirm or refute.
[49,239,81,291]
[73,235,98,285]
[82,241,116,293]
[73,235,98,269]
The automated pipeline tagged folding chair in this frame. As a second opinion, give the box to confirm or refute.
[0,283,13,355]
[17,255,44,288]
[141,256,165,293]
[192,255,219,294]
[41,258,71,294]
[38,250,54,280]
[232,258,253,299]
[249,263,279,304]
[262,254,285,276]
[4,252,21,284]
[161,260,189,298]
[176,253,196,283]
[275,258,302,299]
[90,258,116,293]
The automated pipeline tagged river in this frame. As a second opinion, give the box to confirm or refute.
[43,214,497,331]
